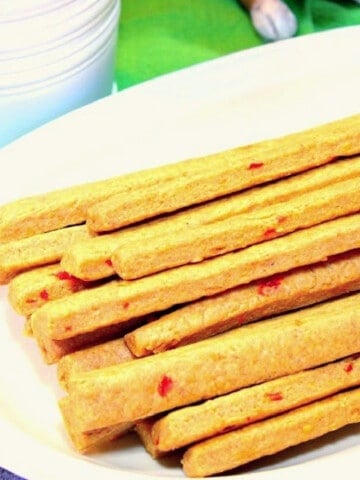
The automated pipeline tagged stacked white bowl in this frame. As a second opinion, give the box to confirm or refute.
[0,0,121,147]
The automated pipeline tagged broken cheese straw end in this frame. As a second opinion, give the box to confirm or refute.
[0,224,92,285]
[182,387,360,477]
[135,418,167,459]
[7,263,90,317]
[57,337,134,391]
[59,396,133,452]
[60,237,116,281]
[58,337,136,450]
[32,309,145,365]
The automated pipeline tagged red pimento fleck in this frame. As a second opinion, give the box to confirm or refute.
[266,392,283,401]
[123,301,130,309]
[39,289,49,300]
[56,271,73,280]
[344,363,353,373]
[264,227,277,239]
[235,314,247,325]
[257,275,284,296]
[248,162,264,170]
[105,259,113,267]
[277,215,287,224]
[65,325,72,332]
[158,375,173,397]
[55,271,84,292]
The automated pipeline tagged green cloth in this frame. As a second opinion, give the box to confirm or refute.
[115,0,360,90]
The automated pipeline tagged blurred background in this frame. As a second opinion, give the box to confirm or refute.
[0,0,359,478]
[114,0,360,90]
[1,0,360,148]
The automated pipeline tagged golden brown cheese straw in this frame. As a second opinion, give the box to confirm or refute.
[59,396,133,452]
[58,338,134,391]
[8,264,92,316]
[182,387,360,477]
[112,176,360,279]
[64,293,360,431]
[125,249,360,356]
[135,418,166,459]
[23,317,33,336]
[152,354,360,452]
[0,144,228,243]
[34,312,144,364]
[0,225,92,284]
[62,156,360,281]
[31,213,360,342]
[87,114,360,232]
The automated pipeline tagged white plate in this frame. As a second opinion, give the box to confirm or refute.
[1,26,360,480]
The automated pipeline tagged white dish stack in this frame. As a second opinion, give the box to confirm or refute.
[0,0,121,147]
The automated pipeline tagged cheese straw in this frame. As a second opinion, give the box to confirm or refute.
[3,114,359,242]
[87,113,360,232]
[112,176,360,279]
[8,264,93,317]
[34,312,145,364]
[0,225,92,284]
[0,135,239,242]
[151,354,360,452]
[59,396,133,452]
[56,251,360,382]
[182,387,360,477]
[57,338,134,391]
[125,249,360,356]
[64,293,360,431]
[135,418,165,459]
[31,213,360,343]
[62,156,360,281]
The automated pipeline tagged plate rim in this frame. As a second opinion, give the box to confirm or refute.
[0,24,360,480]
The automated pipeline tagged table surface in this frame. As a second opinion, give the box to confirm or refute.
[0,468,24,480]
[2,1,360,479]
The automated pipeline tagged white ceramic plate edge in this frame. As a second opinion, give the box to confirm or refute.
[0,25,360,480]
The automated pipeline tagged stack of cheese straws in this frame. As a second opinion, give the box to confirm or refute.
[1,113,360,477]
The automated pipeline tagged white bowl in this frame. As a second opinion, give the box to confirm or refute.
[0,0,120,148]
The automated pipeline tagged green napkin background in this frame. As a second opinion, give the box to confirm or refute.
[115,0,360,90]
